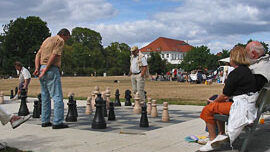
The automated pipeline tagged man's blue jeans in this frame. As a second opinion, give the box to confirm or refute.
[39,65,64,125]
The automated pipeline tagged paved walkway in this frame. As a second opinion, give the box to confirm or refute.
[0,96,270,152]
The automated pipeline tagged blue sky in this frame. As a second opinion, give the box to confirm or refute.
[0,0,270,53]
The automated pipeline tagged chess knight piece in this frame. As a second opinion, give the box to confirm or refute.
[114,89,121,106]
[162,102,169,122]
[140,103,149,127]
[18,89,29,116]
[32,100,40,118]
[108,102,116,121]
[151,100,158,117]
[92,94,107,129]
[133,92,142,114]
[124,89,132,106]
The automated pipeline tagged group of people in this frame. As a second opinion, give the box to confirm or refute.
[1,27,269,152]
[199,41,270,151]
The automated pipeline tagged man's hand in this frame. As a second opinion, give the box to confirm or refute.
[39,68,46,79]
[33,69,39,76]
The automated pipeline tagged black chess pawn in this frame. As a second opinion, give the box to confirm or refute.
[10,90,14,99]
[32,100,40,118]
[114,89,121,106]
[18,89,29,116]
[108,102,116,121]
[124,89,132,106]
[65,96,77,122]
[15,87,18,96]
[103,97,107,117]
[140,103,149,127]
[37,94,42,115]
[92,94,107,129]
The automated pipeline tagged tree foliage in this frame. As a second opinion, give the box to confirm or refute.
[147,52,167,74]
[180,46,218,72]
[1,16,50,75]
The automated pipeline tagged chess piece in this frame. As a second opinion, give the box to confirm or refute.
[151,100,158,117]
[92,94,107,129]
[103,96,108,117]
[15,87,18,96]
[37,93,42,115]
[32,100,40,118]
[85,97,92,115]
[114,89,121,106]
[133,92,142,114]
[124,89,132,106]
[108,102,116,121]
[0,91,4,104]
[65,95,77,122]
[162,102,169,122]
[105,87,111,109]
[93,86,100,98]
[147,97,152,115]
[140,103,149,127]
[91,92,96,111]
[10,90,14,99]
[18,89,29,116]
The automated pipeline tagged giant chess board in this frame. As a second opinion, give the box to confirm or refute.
[26,104,201,134]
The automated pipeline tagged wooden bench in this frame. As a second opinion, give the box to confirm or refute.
[213,83,270,152]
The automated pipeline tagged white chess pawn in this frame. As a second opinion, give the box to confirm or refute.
[151,100,158,117]
[147,97,152,115]
[0,91,4,104]
[162,102,169,122]
[133,92,142,114]
[85,96,92,115]
[105,88,111,109]
[91,92,96,110]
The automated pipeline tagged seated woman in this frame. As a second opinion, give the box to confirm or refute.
[199,46,259,151]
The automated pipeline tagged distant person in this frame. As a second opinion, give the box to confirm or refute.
[199,46,265,151]
[33,28,70,129]
[12,61,31,100]
[0,106,31,129]
[129,46,148,102]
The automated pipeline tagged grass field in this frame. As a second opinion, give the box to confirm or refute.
[0,76,223,105]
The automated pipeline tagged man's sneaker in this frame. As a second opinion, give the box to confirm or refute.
[42,122,52,127]
[211,134,229,147]
[11,115,31,129]
[199,141,214,151]
[52,123,69,129]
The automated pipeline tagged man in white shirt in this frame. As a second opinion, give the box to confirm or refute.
[13,61,31,99]
[129,46,148,102]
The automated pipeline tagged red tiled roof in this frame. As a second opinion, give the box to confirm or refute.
[140,37,193,53]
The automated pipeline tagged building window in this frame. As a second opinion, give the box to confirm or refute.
[166,54,169,58]
[161,54,164,58]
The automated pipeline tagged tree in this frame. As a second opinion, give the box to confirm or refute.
[104,42,130,75]
[180,46,218,72]
[2,16,50,75]
[147,52,167,75]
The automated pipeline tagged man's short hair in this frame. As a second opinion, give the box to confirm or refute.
[57,28,70,36]
[230,46,250,66]
[246,41,265,56]
[14,61,22,67]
